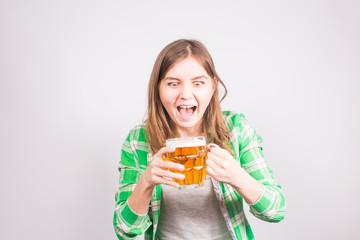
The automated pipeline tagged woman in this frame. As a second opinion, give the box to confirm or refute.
[114,39,286,240]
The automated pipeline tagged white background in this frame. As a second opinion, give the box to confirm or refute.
[1,0,359,239]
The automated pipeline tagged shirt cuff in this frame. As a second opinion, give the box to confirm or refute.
[248,184,271,213]
[120,199,149,228]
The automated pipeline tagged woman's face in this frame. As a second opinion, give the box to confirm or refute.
[159,56,215,137]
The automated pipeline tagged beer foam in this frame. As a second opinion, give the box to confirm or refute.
[166,136,206,148]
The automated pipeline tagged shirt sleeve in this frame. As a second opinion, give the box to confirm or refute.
[113,130,152,239]
[235,113,286,223]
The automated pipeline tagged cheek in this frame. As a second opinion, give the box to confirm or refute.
[159,90,175,109]
[159,86,168,104]
[197,90,214,107]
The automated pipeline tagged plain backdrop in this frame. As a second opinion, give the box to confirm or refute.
[1,0,359,239]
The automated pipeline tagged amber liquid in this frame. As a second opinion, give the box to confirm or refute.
[165,145,207,187]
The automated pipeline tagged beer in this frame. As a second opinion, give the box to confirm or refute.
[165,137,207,189]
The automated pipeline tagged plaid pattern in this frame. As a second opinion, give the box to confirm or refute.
[114,111,286,240]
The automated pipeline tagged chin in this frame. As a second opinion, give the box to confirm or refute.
[176,120,201,130]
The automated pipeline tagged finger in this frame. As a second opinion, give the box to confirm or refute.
[207,159,227,180]
[207,146,230,157]
[156,168,185,180]
[153,175,180,188]
[206,165,225,182]
[206,158,223,173]
[206,143,220,151]
[158,160,185,172]
[205,166,217,178]
[206,166,227,183]
[207,152,226,169]
[155,146,176,158]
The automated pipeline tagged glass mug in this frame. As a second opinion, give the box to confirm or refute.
[163,136,207,190]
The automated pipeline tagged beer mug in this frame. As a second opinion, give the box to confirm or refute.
[164,136,207,189]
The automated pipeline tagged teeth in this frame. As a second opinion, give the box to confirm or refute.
[179,106,195,109]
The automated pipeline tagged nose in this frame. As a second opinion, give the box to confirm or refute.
[179,82,194,99]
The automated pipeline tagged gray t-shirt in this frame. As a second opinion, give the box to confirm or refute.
[157,178,233,240]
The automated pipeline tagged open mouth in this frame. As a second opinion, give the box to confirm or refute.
[177,105,197,118]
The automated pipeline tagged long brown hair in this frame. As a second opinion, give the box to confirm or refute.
[145,39,230,154]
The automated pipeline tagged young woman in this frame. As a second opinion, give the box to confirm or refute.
[114,39,286,240]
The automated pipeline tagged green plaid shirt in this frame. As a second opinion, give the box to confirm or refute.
[114,111,286,240]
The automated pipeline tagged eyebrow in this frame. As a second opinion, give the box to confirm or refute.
[163,75,209,81]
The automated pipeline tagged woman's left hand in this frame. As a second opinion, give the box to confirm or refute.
[206,144,264,204]
[205,144,244,188]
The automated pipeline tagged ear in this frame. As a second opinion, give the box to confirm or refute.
[212,77,218,92]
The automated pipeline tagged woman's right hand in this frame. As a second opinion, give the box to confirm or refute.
[128,146,185,215]
[141,146,185,189]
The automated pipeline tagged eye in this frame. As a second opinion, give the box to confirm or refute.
[193,81,204,87]
[168,82,179,87]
